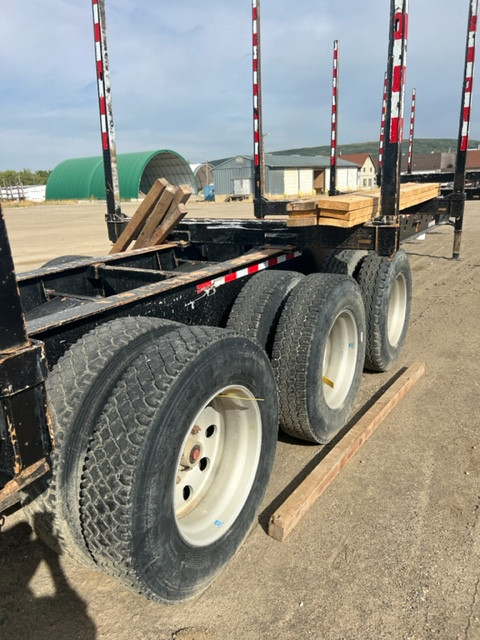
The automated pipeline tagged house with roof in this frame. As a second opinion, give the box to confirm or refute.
[466,149,480,170]
[340,153,377,189]
[211,154,359,199]
[400,151,455,174]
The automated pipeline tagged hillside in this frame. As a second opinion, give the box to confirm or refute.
[271,138,480,158]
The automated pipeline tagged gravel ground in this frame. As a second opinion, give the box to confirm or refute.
[1,200,479,640]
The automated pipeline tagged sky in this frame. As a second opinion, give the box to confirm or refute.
[1,0,479,171]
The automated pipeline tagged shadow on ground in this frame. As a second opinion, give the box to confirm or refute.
[0,514,96,640]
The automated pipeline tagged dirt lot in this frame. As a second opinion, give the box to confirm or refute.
[1,200,480,640]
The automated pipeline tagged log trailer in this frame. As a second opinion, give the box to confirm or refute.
[0,0,477,603]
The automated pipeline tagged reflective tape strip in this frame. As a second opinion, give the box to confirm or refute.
[196,251,302,294]
[460,1,478,151]
[92,0,108,151]
[379,73,388,167]
[407,88,416,170]
[390,3,408,144]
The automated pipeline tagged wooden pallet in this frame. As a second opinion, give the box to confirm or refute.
[110,180,192,254]
[286,183,440,228]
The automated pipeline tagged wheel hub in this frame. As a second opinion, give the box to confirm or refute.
[174,385,262,547]
[180,433,203,468]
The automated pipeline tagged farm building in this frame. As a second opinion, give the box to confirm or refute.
[212,154,359,198]
[46,150,196,201]
[340,153,378,189]
[190,162,214,192]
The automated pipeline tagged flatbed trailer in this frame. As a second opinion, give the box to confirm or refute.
[0,0,477,604]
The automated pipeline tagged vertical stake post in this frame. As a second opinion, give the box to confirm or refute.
[252,0,265,214]
[452,0,479,259]
[330,40,339,195]
[92,0,127,242]
[381,0,409,223]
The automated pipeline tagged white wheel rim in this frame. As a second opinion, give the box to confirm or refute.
[322,310,358,410]
[387,273,407,347]
[174,385,262,547]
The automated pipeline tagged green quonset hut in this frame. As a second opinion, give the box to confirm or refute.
[46,150,197,200]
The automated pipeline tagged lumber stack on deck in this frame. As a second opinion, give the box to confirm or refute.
[286,182,440,228]
[110,180,192,253]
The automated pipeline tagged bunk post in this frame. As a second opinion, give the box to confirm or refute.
[452,0,479,259]
[252,0,265,217]
[92,0,128,242]
[381,0,409,224]
[329,40,339,195]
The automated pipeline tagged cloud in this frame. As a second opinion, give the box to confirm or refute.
[1,0,479,170]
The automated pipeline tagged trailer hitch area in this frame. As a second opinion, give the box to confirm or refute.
[0,340,53,511]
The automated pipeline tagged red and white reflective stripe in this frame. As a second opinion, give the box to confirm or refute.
[378,73,387,168]
[92,0,108,151]
[390,1,408,144]
[330,40,339,166]
[252,0,260,169]
[460,0,478,151]
[407,88,416,171]
[196,251,301,294]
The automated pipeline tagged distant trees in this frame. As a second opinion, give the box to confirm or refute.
[0,169,51,186]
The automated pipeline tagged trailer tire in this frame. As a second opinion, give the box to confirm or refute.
[79,326,278,603]
[357,249,412,372]
[324,249,369,277]
[41,255,91,268]
[22,316,180,565]
[272,273,366,443]
[227,270,303,354]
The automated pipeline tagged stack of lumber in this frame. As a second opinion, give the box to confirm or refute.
[286,182,440,228]
[110,179,192,254]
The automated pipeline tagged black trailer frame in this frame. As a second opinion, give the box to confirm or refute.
[0,0,475,518]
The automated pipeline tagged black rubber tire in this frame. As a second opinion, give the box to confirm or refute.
[22,316,180,565]
[79,326,278,603]
[357,249,412,372]
[323,249,369,278]
[226,270,304,354]
[272,273,366,444]
[41,255,91,268]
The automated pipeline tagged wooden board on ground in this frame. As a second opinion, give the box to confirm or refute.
[268,362,426,542]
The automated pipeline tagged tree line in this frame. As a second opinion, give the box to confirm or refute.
[0,169,51,186]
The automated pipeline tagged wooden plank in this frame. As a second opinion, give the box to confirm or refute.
[146,204,188,246]
[131,185,176,249]
[317,212,374,227]
[287,183,440,227]
[287,200,318,212]
[286,214,318,227]
[315,192,380,212]
[318,205,378,222]
[146,185,192,246]
[268,362,426,542]
[109,178,169,253]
